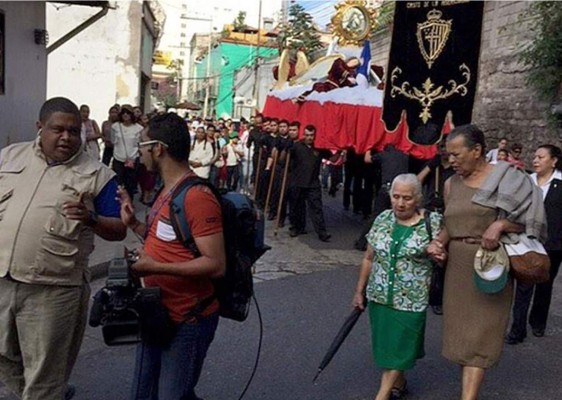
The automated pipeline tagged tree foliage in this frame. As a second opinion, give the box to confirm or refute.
[233,11,247,32]
[519,1,562,104]
[277,4,323,56]
[372,1,395,34]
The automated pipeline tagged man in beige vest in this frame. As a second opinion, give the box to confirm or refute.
[0,97,126,400]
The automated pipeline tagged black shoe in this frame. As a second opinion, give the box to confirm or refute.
[65,385,76,400]
[505,332,525,345]
[267,213,276,221]
[431,305,443,315]
[532,327,545,337]
[289,229,299,238]
[390,380,408,400]
[319,234,331,242]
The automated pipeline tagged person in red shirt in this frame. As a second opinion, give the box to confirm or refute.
[118,113,225,400]
[508,143,525,169]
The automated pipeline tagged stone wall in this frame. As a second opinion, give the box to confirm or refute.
[370,1,561,164]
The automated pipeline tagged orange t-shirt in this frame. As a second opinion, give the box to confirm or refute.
[143,180,223,322]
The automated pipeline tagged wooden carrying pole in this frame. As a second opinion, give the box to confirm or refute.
[264,151,278,213]
[274,152,291,236]
[253,146,264,200]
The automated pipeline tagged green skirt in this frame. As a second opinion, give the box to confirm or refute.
[368,302,426,370]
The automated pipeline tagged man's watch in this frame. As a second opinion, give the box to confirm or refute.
[86,210,99,227]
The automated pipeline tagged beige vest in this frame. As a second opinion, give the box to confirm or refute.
[0,139,116,286]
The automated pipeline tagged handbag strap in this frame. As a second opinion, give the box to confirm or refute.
[424,210,433,241]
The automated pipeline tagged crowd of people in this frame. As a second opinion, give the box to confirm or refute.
[0,97,561,400]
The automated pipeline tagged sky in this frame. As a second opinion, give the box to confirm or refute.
[297,0,339,30]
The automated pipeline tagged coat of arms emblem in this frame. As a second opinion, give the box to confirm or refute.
[416,9,452,69]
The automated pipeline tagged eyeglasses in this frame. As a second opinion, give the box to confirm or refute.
[138,140,168,149]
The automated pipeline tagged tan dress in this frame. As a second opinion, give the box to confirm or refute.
[442,175,513,368]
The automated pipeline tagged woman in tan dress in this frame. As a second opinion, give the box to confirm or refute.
[427,125,528,400]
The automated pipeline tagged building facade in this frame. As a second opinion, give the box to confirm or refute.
[0,2,47,147]
[47,1,163,123]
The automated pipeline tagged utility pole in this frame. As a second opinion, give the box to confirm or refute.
[203,20,212,118]
[251,0,263,114]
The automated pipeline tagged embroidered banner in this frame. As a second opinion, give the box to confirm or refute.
[382,1,484,145]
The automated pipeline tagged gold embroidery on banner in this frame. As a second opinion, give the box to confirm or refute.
[416,9,452,69]
[390,64,471,123]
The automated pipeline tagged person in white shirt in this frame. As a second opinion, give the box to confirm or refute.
[506,144,562,344]
[189,127,215,179]
[111,105,143,197]
[486,137,508,164]
[223,132,245,191]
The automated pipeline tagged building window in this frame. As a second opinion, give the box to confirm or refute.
[180,51,185,56]
[181,23,186,29]
[182,4,187,9]
[181,33,186,38]
[180,42,186,48]
[0,11,4,95]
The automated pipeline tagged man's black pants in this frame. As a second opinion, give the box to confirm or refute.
[289,187,328,236]
[509,250,562,337]
[354,186,391,248]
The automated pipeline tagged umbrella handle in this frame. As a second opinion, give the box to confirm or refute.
[312,369,322,383]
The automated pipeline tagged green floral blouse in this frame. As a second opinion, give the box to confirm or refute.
[366,209,443,312]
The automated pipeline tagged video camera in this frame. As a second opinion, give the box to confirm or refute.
[89,249,163,346]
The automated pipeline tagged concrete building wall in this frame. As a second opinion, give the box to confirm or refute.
[0,2,47,147]
[472,1,560,153]
[369,1,561,157]
[46,1,146,124]
[234,57,278,119]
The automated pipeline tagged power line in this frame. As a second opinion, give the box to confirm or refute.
[305,2,333,15]
[314,6,336,20]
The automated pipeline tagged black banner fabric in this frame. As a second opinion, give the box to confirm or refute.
[382,1,485,145]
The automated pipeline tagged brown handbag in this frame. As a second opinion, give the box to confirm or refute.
[505,235,550,285]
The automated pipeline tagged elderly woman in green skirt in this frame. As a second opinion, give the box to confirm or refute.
[353,173,442,400]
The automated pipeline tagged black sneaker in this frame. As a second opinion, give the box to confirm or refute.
[319,233,331,242]
[505,332,525,345]
[431,305,443,315]
[532,327,545,337]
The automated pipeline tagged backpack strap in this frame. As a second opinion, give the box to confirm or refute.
[169,177,222,257]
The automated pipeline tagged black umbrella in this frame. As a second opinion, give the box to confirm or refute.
[313,306,365,383]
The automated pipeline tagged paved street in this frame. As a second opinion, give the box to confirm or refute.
[2,192,562,399]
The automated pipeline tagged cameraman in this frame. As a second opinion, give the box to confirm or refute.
[118,113,225,400]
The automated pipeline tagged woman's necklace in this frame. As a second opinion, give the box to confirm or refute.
[396,212,421,227]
